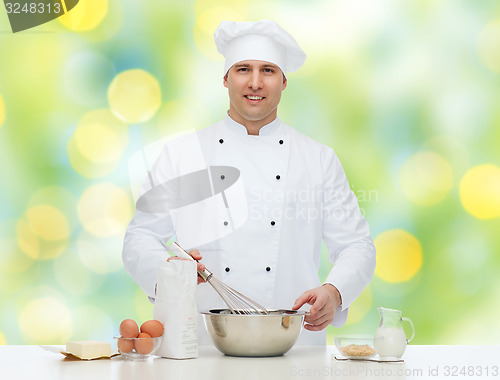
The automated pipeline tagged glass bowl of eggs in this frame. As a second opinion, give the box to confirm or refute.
[113,335,163,360]
[114,319,164,360]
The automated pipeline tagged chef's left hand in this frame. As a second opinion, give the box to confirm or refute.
[292,284,342,331]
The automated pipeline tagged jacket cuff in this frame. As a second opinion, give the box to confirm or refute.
[323,280,349,312]
[332,305,348,327]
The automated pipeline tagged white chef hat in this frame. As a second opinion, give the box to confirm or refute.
[214,20,306,78]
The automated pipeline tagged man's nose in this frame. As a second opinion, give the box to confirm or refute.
[248,72,263,89]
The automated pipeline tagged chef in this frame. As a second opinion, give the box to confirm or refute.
[123,19,376,345]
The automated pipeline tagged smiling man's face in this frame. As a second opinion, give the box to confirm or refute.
[223,60,287,133]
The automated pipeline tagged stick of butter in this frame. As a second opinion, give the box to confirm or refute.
[65,340,112,360]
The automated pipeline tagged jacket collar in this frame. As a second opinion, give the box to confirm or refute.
[223,112,282,136]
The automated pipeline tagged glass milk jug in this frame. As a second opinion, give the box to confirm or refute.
[374,307,415,358]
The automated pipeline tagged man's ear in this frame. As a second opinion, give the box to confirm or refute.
[223,73,229,88]
[282,75,287,90]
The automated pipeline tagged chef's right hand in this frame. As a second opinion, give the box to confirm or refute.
[167,249,206,284]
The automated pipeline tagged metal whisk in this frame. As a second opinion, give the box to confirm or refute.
[168,242,269,315]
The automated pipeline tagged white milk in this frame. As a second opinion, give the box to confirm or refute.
[374,327,408,358]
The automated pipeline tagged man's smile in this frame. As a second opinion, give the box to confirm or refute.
[244,95,265,102]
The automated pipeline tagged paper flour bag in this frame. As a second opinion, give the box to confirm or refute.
[154,259,198,359]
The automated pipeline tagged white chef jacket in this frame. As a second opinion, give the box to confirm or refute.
[122,114,376,345]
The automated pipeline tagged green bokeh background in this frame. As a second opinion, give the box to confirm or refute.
[1,0,499,345]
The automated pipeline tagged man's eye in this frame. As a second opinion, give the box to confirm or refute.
[238,68,248,72]
[264,68,274,73]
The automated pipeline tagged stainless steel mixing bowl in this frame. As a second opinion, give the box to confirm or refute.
[201,309,307,357]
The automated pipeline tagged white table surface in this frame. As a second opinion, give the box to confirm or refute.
[1,345,499,380]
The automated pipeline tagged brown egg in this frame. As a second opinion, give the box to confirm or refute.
[135,332,154,355]
[117,337,134,353]
[119,319,139,338]
[140,320,164,338]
